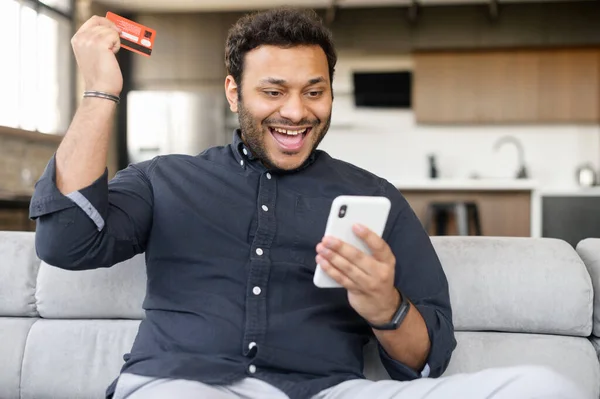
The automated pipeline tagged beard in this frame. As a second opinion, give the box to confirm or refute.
[237,100,331,171]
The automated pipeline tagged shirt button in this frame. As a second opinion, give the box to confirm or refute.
[261,205,268,212]
[240,160,244,167]
[253,286,261,295]
[266,173,272,179]
[255,248,263,256]
[249,364,257,374]
[243,148,248,156]
[249,342,257,350]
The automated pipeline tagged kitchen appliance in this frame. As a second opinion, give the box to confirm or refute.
[575,163,598,187]
[127,90,229,164]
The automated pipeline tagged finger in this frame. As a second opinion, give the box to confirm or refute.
[352,224,394,263]
[79,15,118,32]
[316,243,369,284]
[73,25,117,48]
[316,255,358,291]
[320,237,372,275]
[89,26,121,53]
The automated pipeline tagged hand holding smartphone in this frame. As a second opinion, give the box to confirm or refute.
[313,195,391,288]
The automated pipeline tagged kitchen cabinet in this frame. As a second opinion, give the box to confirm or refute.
[393,182,534,237]
[537,49,600,122]
[413,48,600,124]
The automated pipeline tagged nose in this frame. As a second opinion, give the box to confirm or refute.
[278,93,309,124]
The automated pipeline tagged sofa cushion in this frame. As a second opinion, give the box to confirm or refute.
[364,331,599,398]
[0,318,37,399]
[576,238,600,337]
[20,319,140,399]
[0,231,40,317]
[432,237,593,336]
[446,332,599,399]
[36,254,146,319]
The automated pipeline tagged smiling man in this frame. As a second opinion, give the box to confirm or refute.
[30,7,586,399]
[225,31,333,171]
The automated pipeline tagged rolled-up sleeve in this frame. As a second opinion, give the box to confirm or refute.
[30,155,108,227]
[377,182,457,380]
[30,154,156,270]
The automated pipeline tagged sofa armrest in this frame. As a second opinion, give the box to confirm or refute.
[577,238,600,337]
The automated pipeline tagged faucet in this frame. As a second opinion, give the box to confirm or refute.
[493,135,529,179]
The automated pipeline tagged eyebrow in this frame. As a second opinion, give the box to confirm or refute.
[258,76,327,86]
[308,76,326,85]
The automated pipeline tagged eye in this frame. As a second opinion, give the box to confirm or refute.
[264,91,281,97]
[307,91,323,98]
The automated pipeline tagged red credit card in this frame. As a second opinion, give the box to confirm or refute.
[106,11,156,57]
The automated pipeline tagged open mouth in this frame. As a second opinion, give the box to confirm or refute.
[268,126,312,152]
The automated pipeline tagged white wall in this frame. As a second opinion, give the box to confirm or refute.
[318,51,600,189]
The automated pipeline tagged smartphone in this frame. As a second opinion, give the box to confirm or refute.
[313,195,392,288]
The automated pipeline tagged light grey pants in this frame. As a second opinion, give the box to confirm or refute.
[112,365,590,399]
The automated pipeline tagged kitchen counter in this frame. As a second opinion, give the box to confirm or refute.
[389,178,538,191]
[540,187,600,196]
[388,179,541,238]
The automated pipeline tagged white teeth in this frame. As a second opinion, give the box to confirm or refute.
[273,127,307,135]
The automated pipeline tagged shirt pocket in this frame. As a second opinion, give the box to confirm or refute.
[291,195,334,266]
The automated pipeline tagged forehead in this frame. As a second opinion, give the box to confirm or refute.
[242,45,330,85]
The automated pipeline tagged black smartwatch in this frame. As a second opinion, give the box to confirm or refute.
[367,288,410,331]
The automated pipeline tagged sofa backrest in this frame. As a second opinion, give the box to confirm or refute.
[433,236,593,337]
[0,231,597,399]
[2,232,593,335]
[0,231,144,399]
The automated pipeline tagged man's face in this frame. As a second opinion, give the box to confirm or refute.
[225,45,333,170]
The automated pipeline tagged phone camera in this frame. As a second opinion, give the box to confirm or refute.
[338,205,347,218]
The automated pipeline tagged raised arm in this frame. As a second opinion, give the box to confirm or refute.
[30,16,154,270]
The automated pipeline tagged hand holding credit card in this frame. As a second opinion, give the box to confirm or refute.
[71,15,125,95]
[106,12,156,57]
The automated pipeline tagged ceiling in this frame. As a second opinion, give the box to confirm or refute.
[96,0,591,13]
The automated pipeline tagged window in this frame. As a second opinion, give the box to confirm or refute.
[0,0,74,134]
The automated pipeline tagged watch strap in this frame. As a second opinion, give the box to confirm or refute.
[368,288,410,331]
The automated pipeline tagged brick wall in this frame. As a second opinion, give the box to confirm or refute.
[0,129,60,194]
[0,128,60,231]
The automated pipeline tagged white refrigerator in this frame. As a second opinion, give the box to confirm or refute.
[127,90,231,164]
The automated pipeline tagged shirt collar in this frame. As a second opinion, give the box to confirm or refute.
[233,129,257,161]
[231,129,319,174]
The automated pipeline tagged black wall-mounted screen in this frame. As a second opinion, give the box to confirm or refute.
[352,71,412,108]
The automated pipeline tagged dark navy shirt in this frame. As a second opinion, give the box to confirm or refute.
[30,131,456,399]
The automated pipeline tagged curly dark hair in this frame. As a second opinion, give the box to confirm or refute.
[225,8,337,94]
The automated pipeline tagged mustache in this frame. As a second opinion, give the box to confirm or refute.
[263,118,320,127]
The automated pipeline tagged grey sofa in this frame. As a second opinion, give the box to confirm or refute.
[1,231,599,399]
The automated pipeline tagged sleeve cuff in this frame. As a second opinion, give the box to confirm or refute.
[376,302,455,381]
[412,303,456,378]
[377,340,431,380]
[66,191,105,231]
[29,154,109,230]
[377,342,419,380]
[421,363,431,378]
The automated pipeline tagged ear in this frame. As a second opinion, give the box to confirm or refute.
[224,75,239,113]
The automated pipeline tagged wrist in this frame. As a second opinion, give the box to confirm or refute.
[84,85,121,98]
[368,288,401,325]
[81,96,119,107]
[83,90,121,104]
